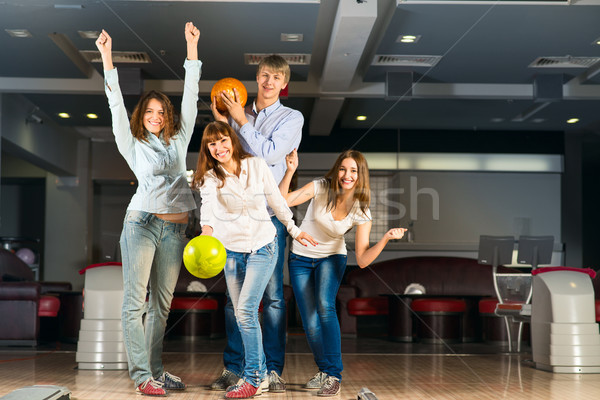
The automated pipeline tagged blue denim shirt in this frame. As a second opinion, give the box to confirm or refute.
[104,59,202,213]
[229,99,303,186]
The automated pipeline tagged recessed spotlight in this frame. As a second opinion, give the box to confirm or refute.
[86,113,98,119]
[78,30,100,39]
[58,113,71,119]
[397,35,421,44]
[356,115,367,121]
[281,33,303,42]
[567,118,579,124]
[5,29,32,38]
[490,118,504,123]
[592,37,600,45]
[532,118,545,123]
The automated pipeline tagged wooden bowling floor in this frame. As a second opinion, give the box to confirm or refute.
[2,335,600,400]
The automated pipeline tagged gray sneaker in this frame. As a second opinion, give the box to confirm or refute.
[268,370,286,392]
[317,376,341,397]
[210,369,240,391]
[305,371,327,389]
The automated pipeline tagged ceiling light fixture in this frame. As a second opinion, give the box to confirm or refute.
[5,29,32,38]
[281,33,303,42]
[567,118,579,124]
[397,35,421,44]
[356,115,367,121]
[86,113,98,119]
[54,4,83,9]
[58,113,71,119]
[78,30,100,39]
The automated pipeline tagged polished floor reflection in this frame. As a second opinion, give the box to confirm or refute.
[1,334,600,400]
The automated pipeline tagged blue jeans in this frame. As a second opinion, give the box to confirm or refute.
[223,217,288,377]
[224,238,278,387]
[120,210,188,387]
[288,253,347,381]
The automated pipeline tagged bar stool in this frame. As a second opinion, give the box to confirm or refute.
[167,297,218,339]
[479,297,508,343]
[411,298,466,343]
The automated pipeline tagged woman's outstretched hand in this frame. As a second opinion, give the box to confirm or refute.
[384,228,407,241]
[295,231,318,247]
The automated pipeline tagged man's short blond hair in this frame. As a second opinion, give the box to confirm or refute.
[257,55,290,84]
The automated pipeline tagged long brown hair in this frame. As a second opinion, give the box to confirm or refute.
[193,121,251,188]
[323,150,370,216]
[130,90,180,145]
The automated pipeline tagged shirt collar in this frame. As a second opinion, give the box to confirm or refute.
[252,99,281,117]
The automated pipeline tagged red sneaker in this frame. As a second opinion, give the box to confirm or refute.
[225,380,260,399]
[136,378,167,396]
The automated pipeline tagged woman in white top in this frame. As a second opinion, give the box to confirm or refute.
[279,149,406,396]
[194,121,316,399]
[95,23,200,397]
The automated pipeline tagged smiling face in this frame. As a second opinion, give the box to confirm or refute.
[143,98,166,135]
[207,135,233,165]
[338,157,359,191]
[256,66,288,104]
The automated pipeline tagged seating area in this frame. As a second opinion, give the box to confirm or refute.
[336,256,517,343]
[0,248,72,346]
[5,249,600,349]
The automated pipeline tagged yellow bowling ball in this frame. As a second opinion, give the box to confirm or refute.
[183,236,226,279]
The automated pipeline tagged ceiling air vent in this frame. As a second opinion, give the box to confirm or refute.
[244,53,311,65]
[372,55,442,67]
[80,50,152,64]
[529,56,600,69]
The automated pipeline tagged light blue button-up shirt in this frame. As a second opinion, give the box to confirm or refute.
[104,59,202,214]
[229,99,303,186]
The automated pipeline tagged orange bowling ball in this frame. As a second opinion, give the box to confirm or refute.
[211,77,248,113]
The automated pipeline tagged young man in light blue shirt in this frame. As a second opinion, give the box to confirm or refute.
[211,55,303,393]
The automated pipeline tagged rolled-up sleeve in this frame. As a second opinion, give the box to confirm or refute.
[238,110,303,165]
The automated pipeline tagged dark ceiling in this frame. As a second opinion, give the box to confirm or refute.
[2,0,600,153]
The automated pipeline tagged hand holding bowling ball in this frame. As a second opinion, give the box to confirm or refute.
[183,235,227,279]
[210,77,247,113]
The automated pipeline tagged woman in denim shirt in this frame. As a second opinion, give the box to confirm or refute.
[95,22,201,397]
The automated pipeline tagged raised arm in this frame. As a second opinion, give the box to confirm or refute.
[354,222,407,269]
[96,29,135,162]
[279,149,316,207]
[184,21,200,61]
[180,22,202,145]
[95,29,113,71]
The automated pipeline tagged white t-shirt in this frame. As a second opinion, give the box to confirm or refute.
[292,178,371,258]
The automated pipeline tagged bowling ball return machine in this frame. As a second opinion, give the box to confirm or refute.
[479,235,600,373]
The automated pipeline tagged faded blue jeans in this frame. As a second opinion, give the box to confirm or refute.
[224,238,278,388]
[223,216,287,376]
[288,253,347,381]
[120,210,188,387]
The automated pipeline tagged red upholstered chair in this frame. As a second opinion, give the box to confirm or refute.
[411,298,466,343]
